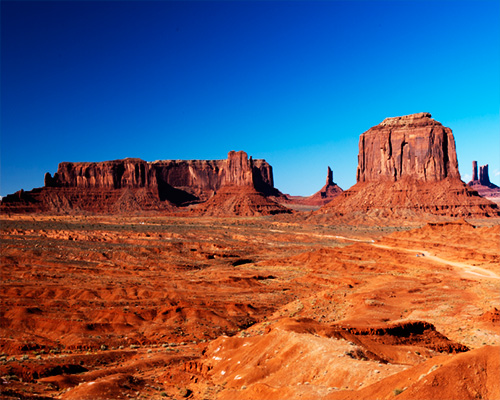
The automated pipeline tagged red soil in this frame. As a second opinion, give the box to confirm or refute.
[1,214,499,399]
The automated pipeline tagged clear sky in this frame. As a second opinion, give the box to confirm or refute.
[1,0,499,197]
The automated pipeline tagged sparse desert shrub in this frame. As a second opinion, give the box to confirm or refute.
[179,387,192,397]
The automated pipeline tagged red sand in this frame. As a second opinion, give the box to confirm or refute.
[1,215,499,399]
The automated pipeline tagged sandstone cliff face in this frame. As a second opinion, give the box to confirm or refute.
[222,150,253,187]
[318,113,499,219]
[43,151,276,203]
[45,159,157,190]
[45,151,273,200]
[357,113,460,183]
[1,151,283,214]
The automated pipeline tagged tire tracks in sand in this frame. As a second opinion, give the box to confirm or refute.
[371,243,500,280]
[272,230,499,280]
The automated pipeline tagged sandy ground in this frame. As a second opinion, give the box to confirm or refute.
[1,215,499,399]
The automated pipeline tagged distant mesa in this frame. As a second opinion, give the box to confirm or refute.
[467,161,500,203]
[1,151,290,216]
[317,112,500,218]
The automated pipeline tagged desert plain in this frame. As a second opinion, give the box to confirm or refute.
[1,212,499,400]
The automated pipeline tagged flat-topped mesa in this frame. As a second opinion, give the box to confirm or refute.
[357,113,460,183]
[2,151,282,214]
[43,151,276,202]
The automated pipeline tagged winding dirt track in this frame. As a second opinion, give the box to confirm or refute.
[371,243,500,280]
[274,229,499,280]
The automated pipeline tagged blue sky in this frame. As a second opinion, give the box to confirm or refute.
[1,0,499,197]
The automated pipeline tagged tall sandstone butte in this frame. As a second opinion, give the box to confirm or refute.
[318,113,499,218]
[1,151,286,214]
[356,112,460,183]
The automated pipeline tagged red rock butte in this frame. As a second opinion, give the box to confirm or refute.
[357,112,459,183]
[45,150,277,200]
[318,113,500,218]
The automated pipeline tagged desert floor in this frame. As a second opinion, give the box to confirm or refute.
[1,214,499,400]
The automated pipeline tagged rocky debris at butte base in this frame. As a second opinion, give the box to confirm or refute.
[0,151,289,215]
[317,112,500,218]
[468,161,500,204]
[191,185,292,217]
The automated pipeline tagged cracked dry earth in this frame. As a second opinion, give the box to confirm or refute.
[1,215,499,400]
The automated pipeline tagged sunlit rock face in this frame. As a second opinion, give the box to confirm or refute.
[45,151,275,200]
[315,113,500,219]
[356,112,460,183]
[1,151,282,213]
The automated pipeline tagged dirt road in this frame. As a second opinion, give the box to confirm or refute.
[372,243,500,280]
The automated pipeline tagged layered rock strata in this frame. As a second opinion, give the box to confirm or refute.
[43,151,276,201]
[318,113,499,218]
[357,112,460,183]
[1,151,286,214]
